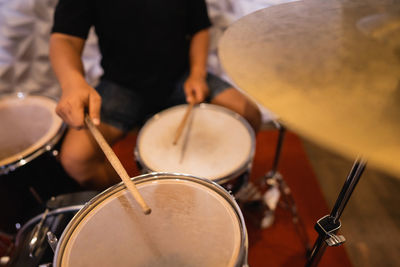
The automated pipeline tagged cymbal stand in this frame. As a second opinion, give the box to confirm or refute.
[306,158,366,267]
[262,121,310,253]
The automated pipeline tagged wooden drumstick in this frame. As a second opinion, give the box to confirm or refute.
[173,102,194,145]
[85,115,152,215]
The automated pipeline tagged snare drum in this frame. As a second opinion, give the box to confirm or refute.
[0,94,79,233]
[53,173,249,267]
[135,104,255,193]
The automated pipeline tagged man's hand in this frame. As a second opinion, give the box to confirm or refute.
[184,75,209,104]
[56,82,101,129]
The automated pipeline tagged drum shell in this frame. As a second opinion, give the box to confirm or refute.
[53,173,249,267]
[0,143,81,234]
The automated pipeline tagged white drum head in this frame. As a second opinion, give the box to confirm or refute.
[0,94,63,167]
[136,104,254,182]
[55,173,246,267]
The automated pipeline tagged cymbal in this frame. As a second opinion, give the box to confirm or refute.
[219,0,400,178]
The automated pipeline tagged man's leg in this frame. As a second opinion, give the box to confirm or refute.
[59,123,125,190]
[205,73,261,132]
[211,87,262,133]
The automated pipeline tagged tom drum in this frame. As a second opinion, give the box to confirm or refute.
[0,93,78,233]
[135,104,255,193]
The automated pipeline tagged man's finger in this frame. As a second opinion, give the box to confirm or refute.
[72,103,85,129]
[56,101,79,127]
[89,92,101,125]
[196,88,205,103]
[184,85,195,104]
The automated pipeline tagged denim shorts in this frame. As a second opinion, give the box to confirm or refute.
[95,72,232,131]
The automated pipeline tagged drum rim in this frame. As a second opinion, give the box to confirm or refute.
[0,93,66,175]
[53,172,248,267]
[135,103,256,183]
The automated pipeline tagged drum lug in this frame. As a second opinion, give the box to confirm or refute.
[47,231,58,253]
[45,144,59,157]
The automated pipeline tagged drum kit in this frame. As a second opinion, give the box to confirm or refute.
[1,0,399,266]
[0,97,252,266]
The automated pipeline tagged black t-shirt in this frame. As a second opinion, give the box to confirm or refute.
[52,0,211,95]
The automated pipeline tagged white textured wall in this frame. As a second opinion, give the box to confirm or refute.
[0,0,60,97]
[0,0,101,99]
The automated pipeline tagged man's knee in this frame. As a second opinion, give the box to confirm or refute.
[59,143,97,184]
[244,101,262,132]
[211,88,262,132]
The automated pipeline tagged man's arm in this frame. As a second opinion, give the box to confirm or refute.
[184,28,210,104]
[50,33,101,128]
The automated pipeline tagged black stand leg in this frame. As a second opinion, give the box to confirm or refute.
[306,158,366,267]
[262,122,310,253]
[266,121,285,177]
